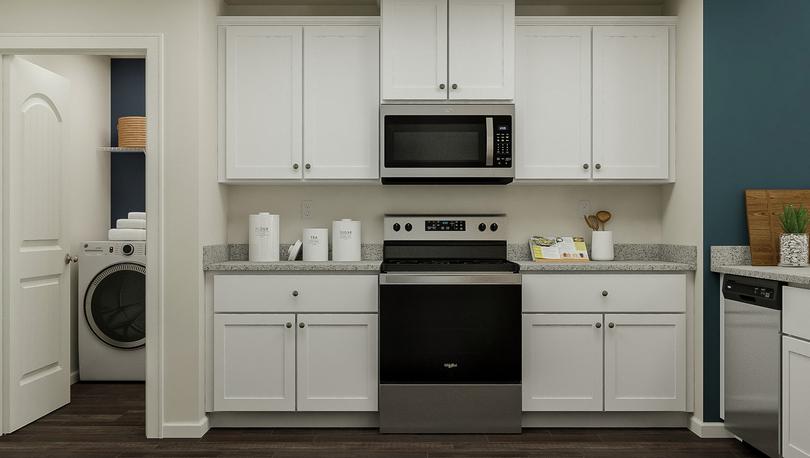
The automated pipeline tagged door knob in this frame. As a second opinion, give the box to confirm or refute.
[293,163,300,170]
[299,322,306,328]
[64,254,78,264]
[286,322,292,329]
[583,163,589,170]
[594,163,602,170]
[439,83,446,89]
[305,163,311,170]
[451,83,458,90]
[608,322,615,328]
[292,290,299,297]
[595,322,602,328]
[602,290,609,297]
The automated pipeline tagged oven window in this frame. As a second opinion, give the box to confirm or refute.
[380,283,521,384]
[384,116,486,168]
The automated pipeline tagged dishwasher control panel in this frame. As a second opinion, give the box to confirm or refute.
[723,275,782,309]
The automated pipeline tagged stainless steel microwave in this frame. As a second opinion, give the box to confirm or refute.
[380,104,514,184]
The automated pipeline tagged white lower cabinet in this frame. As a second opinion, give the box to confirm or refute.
[604,313,685,411]
[214,313,378,412]
[297,314,378,411]
[214,313,296,412]
[522,314,603,411]
[783,336,810,458]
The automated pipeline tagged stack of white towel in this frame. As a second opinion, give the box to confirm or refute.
[109,212,147,241]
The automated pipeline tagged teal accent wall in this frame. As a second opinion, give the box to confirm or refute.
[704,0,810,421]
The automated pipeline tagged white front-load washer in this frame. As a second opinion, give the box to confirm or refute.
[79,241,146,381]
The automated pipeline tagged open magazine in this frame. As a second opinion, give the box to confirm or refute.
[529,236,590,262]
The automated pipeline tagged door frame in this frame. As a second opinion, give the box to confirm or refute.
[0,34,164,438]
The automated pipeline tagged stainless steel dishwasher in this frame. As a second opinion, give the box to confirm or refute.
[723,274,782,458]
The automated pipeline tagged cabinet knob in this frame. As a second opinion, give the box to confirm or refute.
[602,290,609,297]
[293,163,300,170]
[595,322,602,329]
[583,163,589,170]
[451,83,458,90]
[286,322,292,329]
[608,322,615,329]
[292,290,299,297]
[305,163,311,170]
[299,322,306,329]
[594,163,602,170]
[439,83,446,89]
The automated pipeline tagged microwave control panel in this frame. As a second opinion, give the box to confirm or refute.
[493,117,512,167]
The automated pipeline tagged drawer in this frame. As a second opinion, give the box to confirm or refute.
[214,274,378,313]
[522,273,686,313]
[784,286,810,341]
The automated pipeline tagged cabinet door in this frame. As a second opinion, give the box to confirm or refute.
[523,314,603,411]
[297,314,378,411]
[604,313,685,411]
[515,26,591,179]
[213,313,296,411]
[448,0,515,100]
[381,0,448,100]
[783,336,810,458]
[303,26,380,180]
[225,26,303,179]
[593,26,669,180]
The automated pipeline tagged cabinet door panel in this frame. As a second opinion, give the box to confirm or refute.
[225,26,302,179]
[448,0,515,100]
[214,313,296,411]
[593,26,669,179]
[783,336,810,458]
[523,314,603,411]
[304,26,380,180]
[381,0,448,100]
[516,26,591,179]
[297,314,378,411]
[604,313,685,411]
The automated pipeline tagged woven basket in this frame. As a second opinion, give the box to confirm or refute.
[117,116,146,148]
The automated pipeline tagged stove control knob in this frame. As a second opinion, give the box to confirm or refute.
[490,223,499,232]
[405,223,413,232]
[393,223,401,232]
[478,223,487,232]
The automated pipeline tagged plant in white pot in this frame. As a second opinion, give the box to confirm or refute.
[778,204,809,267]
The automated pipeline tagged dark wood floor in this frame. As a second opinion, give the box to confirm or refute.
[0,383,765,457]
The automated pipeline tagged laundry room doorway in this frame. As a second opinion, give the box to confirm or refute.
[0,36,164,439]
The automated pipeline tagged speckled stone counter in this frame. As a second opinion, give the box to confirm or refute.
[204,260,382,272]
[711,245,810,285]
[518,260,694,272]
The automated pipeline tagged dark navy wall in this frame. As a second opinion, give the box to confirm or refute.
[704,0,810,421]
[110,58,146,228]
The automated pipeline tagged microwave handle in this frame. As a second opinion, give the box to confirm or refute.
[485,117,494,166]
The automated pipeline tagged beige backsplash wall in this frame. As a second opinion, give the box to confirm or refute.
[227,185,664,245]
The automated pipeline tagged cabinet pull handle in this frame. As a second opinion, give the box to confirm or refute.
[595,322,602,329]
[602,290,608,297]
[595,163,602,170]
[608,322,615,328]
[293,163,300,170]
[299,322,306,329]
[439,83,446,89]
[292,290,299,297]
[285,322,292,329]
[305,163,311,170]
[583,163,589,170]
[451,83,458,90]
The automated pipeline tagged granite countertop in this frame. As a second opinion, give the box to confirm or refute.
[518,260,694,272]
[204,260,382,272]
[711,245,810,285]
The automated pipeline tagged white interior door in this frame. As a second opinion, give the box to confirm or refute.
[2,56,71,433]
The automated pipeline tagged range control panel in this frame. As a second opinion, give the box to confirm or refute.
[384,215,506,241]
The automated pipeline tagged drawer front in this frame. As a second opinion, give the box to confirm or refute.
[214,274,378,313]
[784,286,810,342]
[523,273,686,313]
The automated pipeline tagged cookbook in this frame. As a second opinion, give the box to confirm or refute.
[529,236,590,262]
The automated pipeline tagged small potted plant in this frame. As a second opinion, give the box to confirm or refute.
[778,204,809,267]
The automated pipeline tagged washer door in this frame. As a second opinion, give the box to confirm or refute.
[84,262,145,349]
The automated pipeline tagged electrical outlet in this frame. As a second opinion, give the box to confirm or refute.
[578,200,592,215]
[302,200,313,219]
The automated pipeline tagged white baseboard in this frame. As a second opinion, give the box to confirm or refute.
[162,417,209,438]
[70,370,79,385]
[689,416,734,438]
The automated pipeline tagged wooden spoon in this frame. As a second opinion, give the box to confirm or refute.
[596,210,612,231]
[586,215,600,231]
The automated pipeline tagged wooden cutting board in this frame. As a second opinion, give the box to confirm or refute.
[745,189,810,266]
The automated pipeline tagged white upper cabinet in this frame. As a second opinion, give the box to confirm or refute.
[593,26,670,180]
[381,0,448,100]
[225,26,303,180]
[381,0,514,100]
[515,26,591,179]
[304,26,380,180]
[448,0,515,100]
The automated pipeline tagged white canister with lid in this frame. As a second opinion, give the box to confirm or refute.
[249,213,280,262]
[303,228,329,261]
[332,219,361,261]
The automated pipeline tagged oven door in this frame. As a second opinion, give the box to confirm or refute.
[380,104,514,184]
[379,273,521,384]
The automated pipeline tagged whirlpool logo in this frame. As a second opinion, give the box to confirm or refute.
[443,362,459,369]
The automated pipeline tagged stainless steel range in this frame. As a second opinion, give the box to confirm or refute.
[378,215,522,433]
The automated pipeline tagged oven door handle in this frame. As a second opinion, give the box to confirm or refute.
[379,273,521,285]
[485,117,494,167]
